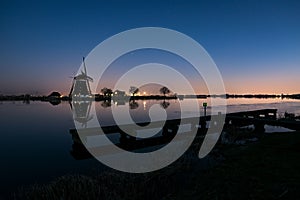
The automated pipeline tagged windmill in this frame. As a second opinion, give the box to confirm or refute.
[69,57,93,98]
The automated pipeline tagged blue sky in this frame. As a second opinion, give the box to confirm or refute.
[1,0,300,95]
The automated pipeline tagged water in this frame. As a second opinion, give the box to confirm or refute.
[0,98,300,196]
[0,101,101,197]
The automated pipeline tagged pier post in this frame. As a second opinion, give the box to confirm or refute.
[254,122,265,133]
[200,119,207,134]
[203,102,207,117]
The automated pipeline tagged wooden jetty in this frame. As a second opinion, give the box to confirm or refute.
[226,109,300,131]
[69,109,300,160]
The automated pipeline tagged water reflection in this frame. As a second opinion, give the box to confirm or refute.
[49,99,61,106]
[160,100,170,109]
[1,98,300,195]
[129,100,139,109]
[71,101,93,128]
[114,99,126,106]
[101,100,111,108]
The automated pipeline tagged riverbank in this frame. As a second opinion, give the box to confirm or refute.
[12,130,300,200]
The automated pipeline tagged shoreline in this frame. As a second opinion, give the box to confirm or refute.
[1,94,300,102]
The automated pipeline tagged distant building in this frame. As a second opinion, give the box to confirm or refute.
[113,90,126,97]
[48,91,61,98]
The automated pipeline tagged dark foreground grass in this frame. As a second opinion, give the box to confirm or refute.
[14,131,300,200]
[175,131,300,200]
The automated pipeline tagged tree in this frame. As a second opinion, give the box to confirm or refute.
[129,86,139,96]
[160,86,171,97]
[101,87,113,96]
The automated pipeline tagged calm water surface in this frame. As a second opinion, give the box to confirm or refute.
[0,98,300,196]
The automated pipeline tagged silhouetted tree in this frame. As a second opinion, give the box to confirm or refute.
[160,87,170,97]
[101,87,113,96]
[129,86,139,96]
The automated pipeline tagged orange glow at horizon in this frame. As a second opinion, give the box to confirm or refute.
[55,80,300,96]
[47,69,300,96]
[224,74,300,94]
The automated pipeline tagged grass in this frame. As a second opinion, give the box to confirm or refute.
[174,131,300,200]
[13,131,300,200]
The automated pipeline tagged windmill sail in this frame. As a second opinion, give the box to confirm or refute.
[83,57,87,75]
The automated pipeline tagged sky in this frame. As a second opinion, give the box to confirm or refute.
[1,0,300,95]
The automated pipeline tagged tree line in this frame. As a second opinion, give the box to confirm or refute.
[100,86,171,97]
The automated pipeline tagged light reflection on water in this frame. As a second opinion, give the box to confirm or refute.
[224,98,300,116]
[0,98,300,195]
[77,98,300,128]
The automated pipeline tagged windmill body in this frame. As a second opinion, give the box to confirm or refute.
[69,58,93,99]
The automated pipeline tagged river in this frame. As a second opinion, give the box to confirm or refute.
[0,97,299,197]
